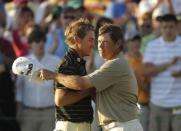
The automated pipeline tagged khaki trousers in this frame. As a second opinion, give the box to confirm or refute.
[20,107,55,131]
[149,103,181,131]
[102,119,143,131]
[54,121,91,131]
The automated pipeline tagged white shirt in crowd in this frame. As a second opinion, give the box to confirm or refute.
[143,36,181,107]
[16,53,60,108]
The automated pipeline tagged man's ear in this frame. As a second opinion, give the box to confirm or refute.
[74,35,80,43]
[74,36,80,49]
[116,39,124,50]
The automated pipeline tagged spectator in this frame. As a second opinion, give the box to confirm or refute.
[45,7,77,59]
[143,14,181,131]
[0,49,20,131]
[44,6,64,58]
[177,14,181,36]
[0,5,20,129]
[6,0,28,30]
[124,32,150,131]
[35,0,60,24]
[15,26,60,131]
[11,6,34,57]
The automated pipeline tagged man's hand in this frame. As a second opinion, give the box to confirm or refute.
[170,56,181,66]
[39,69,57,80]
[172,70,181,77]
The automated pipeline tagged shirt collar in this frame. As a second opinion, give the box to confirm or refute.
[29,53,46,62]
[68,48,86,64]
[160,36,179,47]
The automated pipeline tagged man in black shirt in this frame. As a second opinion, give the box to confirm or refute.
[53,18,95,131]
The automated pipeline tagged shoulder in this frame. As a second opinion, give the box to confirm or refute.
[176,36,181,42]
[59,53,74,67]
[45,54,60,65]
[47,54,60,61]
[145,37,162,52]
[100,56,127,72]
[58,55,75,72]
[148,37,161,46]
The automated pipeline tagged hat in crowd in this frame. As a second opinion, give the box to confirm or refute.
[12,56,44,83]
[159,14,177,23]
[13,0,28,5]
[152,5,170,20]
[67,0,84,9]
[124,30,141,41]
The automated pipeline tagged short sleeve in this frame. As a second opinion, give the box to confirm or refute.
[87,59,122,92]
[143,41,156,64]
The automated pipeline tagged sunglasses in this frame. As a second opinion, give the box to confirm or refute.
[64,15,75,20]
[141,24,151,29]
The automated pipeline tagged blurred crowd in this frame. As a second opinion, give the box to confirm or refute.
[0,0,181,131]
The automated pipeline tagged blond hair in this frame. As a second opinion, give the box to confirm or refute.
[65,18,94,46]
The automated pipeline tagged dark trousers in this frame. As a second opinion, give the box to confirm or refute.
[0,102,21,131]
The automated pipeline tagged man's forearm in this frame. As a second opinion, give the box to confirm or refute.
[54,73,92,90]
[55,89,93,107]
[172,70,181,77]
[144,62,171,77]
[39,69,93,90]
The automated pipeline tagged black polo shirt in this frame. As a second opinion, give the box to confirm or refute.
[55,48,93,123]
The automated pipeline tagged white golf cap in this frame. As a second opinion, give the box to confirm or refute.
[12,56,44,83]
[12,57,35,76]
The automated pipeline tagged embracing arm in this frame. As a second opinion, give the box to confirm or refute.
[39,69,93,90]
[55,88,93,107]
[54,73,93,90]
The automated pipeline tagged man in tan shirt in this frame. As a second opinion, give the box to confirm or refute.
[39,24,143,131]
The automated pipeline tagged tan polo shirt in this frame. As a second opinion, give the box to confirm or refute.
[87,52,138,126]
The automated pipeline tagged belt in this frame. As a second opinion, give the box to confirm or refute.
[103,119,139,130]
[23,105,54,111]
[103,121,122,130]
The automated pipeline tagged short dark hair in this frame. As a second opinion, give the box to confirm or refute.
[99,24,124,43]
[52,6,62,20]
[28,25,46,44]
[95,17,113,38]
[19,6,34,18]
[62,6,75,14]
[160,14,177,23]
[129,35,141,42]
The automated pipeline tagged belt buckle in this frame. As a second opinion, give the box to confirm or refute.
[104,122,117,130]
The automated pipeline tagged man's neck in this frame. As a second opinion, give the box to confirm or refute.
[163,36,177,42]
[127,51,141,58]
[34,53,44,61]
[70,46,84,58]
[105,50,121,61]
